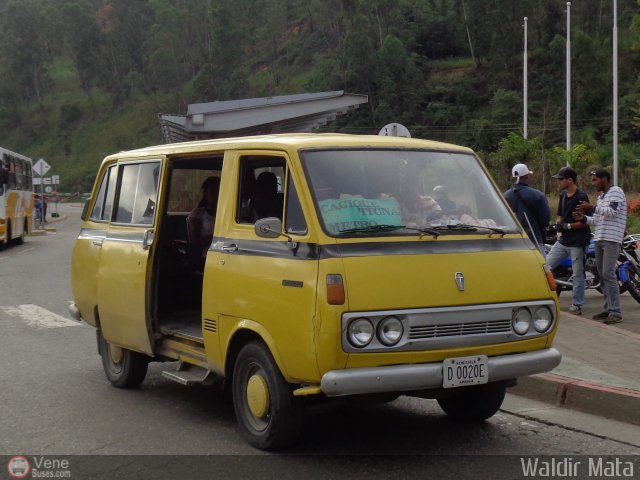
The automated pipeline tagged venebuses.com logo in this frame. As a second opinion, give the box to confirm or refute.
[6,456,72,478]
[7,456,30,479]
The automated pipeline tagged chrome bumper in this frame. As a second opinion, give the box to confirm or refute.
[320,348,561,397]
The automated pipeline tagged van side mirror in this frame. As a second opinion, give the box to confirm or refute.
[255,217,282,239]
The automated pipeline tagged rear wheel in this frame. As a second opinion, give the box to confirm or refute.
[98,331,149,388]
[14,220,26,245]
[437,382,506,421]
[232,341,302,450]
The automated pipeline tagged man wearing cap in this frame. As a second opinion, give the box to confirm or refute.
[504,163,551,249]
[575,168,627,324]
[547,166,591,315]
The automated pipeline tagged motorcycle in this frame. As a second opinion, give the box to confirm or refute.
[544,232,640,303]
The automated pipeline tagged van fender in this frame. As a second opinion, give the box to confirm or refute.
[222,319,291,382]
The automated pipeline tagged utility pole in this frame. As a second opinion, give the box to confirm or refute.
[613,0,619,185]
[566,2,571,162]
[523,17,528,139]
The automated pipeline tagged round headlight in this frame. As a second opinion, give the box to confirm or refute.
[512,308,531,335]
[377,316,404,346]
[348,318,374,347]
[532,306,553,332]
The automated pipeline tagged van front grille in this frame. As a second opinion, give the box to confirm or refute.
[409,319,512,339]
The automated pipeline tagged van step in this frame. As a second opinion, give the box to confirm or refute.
[161,362,216,386]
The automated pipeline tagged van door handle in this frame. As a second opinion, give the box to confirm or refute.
[92,240,103,247]
[143,229,154,250]
[222,244,238,253]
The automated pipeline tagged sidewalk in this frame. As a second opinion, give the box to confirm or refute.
[509,289,640,425]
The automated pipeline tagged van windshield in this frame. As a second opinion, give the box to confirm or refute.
[301,149,519,237]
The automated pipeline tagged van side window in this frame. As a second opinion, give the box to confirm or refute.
[285,175,307,234]
[237,156,285,224]
[90,165,117,221]
[114,162,160,224]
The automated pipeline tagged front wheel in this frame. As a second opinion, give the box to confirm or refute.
[437,382,506,421]
[624,268,640,303]
[98,331,149,388]
[232,341,302,450]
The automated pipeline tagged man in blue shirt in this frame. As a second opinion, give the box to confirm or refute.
[504,163,551,251]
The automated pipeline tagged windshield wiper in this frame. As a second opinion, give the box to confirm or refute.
[431,223,506,236]
[337,224,439,238]
[337,224,406,234]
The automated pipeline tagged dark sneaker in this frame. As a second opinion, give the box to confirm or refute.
[592,311,609,320]
[568,304,582,315]
[604,314,623,325]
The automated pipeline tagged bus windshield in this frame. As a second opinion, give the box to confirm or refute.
[301,148,519,237]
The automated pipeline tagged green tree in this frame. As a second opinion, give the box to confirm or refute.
[62,0,105,95]
[0,0,55,107]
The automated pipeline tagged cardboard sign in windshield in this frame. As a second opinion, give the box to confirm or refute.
[319,196,402,234]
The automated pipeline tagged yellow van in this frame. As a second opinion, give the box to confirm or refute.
[70,134,561,449]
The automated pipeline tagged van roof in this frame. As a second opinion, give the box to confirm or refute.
[105,133,474,161]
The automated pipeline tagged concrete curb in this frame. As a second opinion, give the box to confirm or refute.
[509,372,640,426]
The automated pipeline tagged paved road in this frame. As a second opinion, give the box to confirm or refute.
[0,204,638,478]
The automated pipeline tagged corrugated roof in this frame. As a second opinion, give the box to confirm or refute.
[158,91,368,143]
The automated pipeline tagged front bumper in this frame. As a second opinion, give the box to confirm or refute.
[320,347,561,397]
[68,302,83,322]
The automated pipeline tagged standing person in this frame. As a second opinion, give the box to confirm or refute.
[546,166,591,315]
[34,195,43,226]
[575,168,627,324]
[187,176,220,260]
[504,163,551,250]
[42,194,48,223]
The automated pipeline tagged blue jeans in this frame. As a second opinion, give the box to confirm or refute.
[546,242,586,306]
[595,240,622,315]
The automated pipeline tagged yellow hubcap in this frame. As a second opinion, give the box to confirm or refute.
[109,344,123,364]
[246,374,270,418]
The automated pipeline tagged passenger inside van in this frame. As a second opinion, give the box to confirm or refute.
[250,172,283,221]
[187,176,220,262]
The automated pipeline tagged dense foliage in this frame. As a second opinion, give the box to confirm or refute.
[1,0,640,192]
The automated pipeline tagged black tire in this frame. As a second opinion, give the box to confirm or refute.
[625,269,640,303]
[437,382,506,421]
[232,341,302,450]
[98,331,149,388]
[14,220,26,245]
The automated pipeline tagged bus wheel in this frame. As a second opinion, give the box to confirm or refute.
[98,331,149,388]
[15,220,26,245]
[232,341,302,450]
[437,382,506,421]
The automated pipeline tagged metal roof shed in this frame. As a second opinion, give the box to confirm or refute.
[158,91,368,143]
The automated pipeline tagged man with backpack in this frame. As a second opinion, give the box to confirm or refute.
[504,163,551,251]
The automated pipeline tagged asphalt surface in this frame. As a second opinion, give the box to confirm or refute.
[39,206,640,428]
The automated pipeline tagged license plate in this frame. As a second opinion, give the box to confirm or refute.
[443,355,489,388]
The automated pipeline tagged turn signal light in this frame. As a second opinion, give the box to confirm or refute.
[326,274,345,305]
[544,264,556,292]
